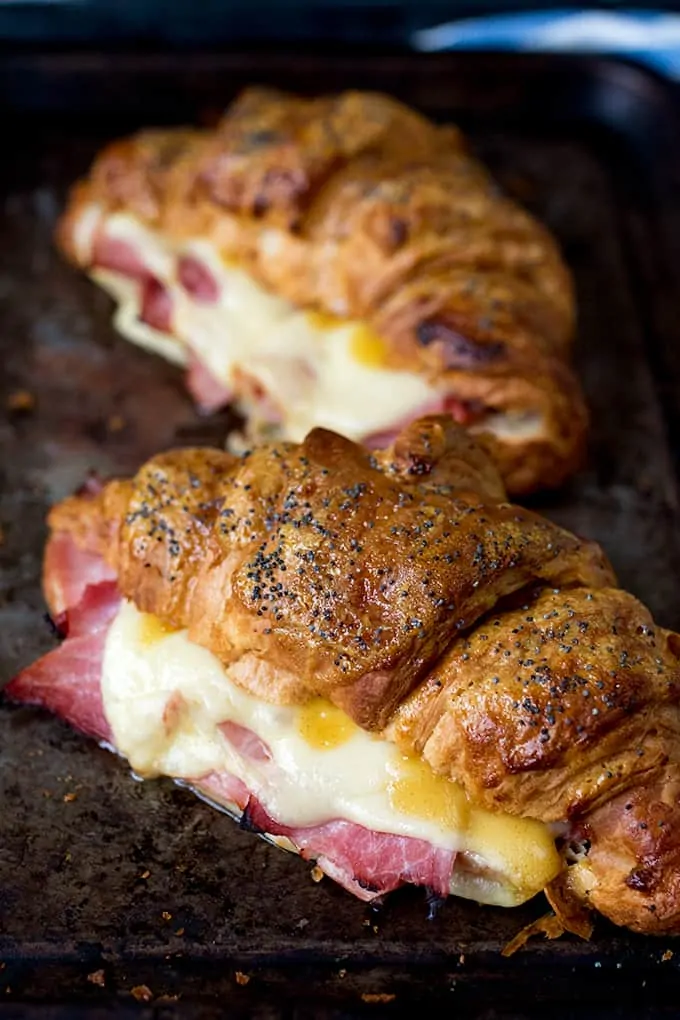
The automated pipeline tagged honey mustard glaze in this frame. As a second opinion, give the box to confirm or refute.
[388,755,561,894]
[464,807,561,893]
[348,325,388,368]
[296,704,561,896]
[388,755,469,831]
[297,698,359,750]
[304,311,388,369]
[138,612,178,646]
[305,310,343,332]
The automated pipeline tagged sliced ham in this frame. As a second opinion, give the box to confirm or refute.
[443,395,486,427]
[219,720,272,762]
[5,581,120,743]
[232,367,283,425]
[177,255,220,304]
[185,352,233,414]
[92,232,148,280]
[44,531,117,617]
[139,276,173,333]
[194,770,251,813]
[243,797,455,900]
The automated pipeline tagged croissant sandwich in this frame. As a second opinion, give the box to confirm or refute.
[6,416,680,938]
[57,87,585,495]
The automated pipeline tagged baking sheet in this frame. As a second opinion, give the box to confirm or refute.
[1,52,680,1016]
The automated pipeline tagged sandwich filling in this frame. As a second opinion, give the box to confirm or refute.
[101,596,561,907]
[75,207,545,446]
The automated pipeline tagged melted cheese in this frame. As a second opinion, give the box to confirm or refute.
[101,600,561,907]
[298,698,359,750]
[138,611,179,645]
[88,213,437,441]
[92,269,188,367]
[85,209,548,447]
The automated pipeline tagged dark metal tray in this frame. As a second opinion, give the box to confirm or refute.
[2,51,680,1018]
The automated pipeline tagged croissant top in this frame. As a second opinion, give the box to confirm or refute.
[58,88,586,494]
[51,418,610,728]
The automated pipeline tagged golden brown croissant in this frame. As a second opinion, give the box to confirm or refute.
[57,87,585,495]
[8,418,679,935]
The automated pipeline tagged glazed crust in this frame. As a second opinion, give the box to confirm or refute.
[48,417,611,731]
[386,588,680,822]
[560,765,680,933]
[57,88,586,494]
[45,416,680,933]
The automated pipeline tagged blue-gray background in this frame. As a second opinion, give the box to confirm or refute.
[0,1,678,67]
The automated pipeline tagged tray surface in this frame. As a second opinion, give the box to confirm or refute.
[2,52,680,1016]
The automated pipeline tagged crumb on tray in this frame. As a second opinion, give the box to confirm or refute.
[130,985,153,1003]
[7,389,35,413]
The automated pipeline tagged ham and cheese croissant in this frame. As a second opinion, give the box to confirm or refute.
[57,87,585,495]
[7,417,680,935]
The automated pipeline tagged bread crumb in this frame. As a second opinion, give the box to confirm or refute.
[235,971,250,986]
[662,950,674,962]
[140,870,150,880]
[63,792,77,803]
[338,969,347,979]
[130,985,153,1003]
[87,970,105,987]
[310,865,324,883]
[459,954,466,965]
[107,414,126,433]
[174,928,185,937]
[161,911,172,921]
[7,389,35,412]
[361,993,395,1004]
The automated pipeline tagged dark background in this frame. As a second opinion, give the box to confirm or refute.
[1,0,680,49]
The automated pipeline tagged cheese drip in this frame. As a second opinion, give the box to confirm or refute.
[88,211,438,442]
[101,601,562,907]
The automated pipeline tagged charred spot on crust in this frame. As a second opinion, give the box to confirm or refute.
[626,865,659,893]
[253,193,269,218]
[416,319,505,368]
[388,218,409,248]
